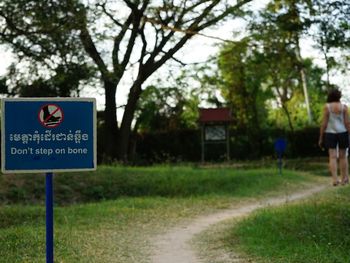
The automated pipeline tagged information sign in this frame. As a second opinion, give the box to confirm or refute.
[205,125,226,141]
[1,98,96,173]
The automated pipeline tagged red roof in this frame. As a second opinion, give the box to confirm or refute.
[198,108,231,123]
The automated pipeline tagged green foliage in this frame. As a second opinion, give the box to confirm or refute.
[11,63,94,97]
[218,38,270,131]
[0,0,94,96]
[245,0,329,129]
[135,82,199,132]
[267,61,327,130]
[310,0,350,88]
[201,0,332,133]
[0,0,84,58]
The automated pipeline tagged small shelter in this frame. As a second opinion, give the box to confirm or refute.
[198,108,232,162]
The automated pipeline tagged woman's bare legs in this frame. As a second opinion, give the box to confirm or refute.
[339,148,349,184]
[329,149,339,185]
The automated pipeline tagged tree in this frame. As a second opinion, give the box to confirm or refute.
[310,0,350,89]
[266,58,326,130]
[216,38,272,156]
[239,0,327,128]
[134,82,199,133]
[217,38,269,131]
[264,0,315,124]
[0,1,92,95]
[7,62,94,97]
[213,1,327,131]
[0,0,252,161]
[247,6,302,131]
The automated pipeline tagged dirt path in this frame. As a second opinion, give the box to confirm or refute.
[150,184,328,263]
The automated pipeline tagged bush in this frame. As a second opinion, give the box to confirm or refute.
[131,127,324,163]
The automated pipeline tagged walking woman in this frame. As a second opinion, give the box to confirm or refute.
[319,89,350,186]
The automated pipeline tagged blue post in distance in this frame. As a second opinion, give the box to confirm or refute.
[274,138,287,176]
[46,172,54,263]
[278,153,282,176]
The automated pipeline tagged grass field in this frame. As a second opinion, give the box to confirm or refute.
[187,159,350,263]
[218,186,350,263]
[0,164,320,262]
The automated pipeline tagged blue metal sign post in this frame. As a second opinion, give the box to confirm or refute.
[274,138,287,176]
[46,172,54,263]
[1,98,96,263]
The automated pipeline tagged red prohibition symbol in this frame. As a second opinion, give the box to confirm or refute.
[38,104,64,128]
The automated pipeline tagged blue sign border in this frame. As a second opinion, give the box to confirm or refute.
[1,98,97,173]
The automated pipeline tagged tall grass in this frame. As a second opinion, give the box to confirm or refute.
[0,165,315,205]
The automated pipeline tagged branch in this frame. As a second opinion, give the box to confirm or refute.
[112,14,133,71]
[197,0,252,31]
[138,19,148,67]
[120,1,149,74]
[143,16,235,42]
[159,1,251,68]
[123,0,138,10]
[79,25,109,80]
[169,54,187,66]
[98,2,123,27]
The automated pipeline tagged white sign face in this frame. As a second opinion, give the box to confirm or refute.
[205,125,226,141]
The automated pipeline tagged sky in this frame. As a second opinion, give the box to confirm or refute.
[0,48,12,76]
[0,0,349,110]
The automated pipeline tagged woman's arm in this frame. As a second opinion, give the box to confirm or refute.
[319,105,329,147]
[343,105,350,132]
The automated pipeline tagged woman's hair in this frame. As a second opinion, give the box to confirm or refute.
[327,89,342,103]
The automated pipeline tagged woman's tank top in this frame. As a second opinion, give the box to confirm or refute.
[325,103,347,133]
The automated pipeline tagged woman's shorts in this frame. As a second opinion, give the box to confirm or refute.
[324,132,349,149]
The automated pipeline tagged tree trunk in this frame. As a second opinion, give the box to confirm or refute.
[117,82,142,162]
[321,39,331,90]
[299,67,312,123]
[104,79,118,160]
[295,38,312,124]
[281,102,294,132]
